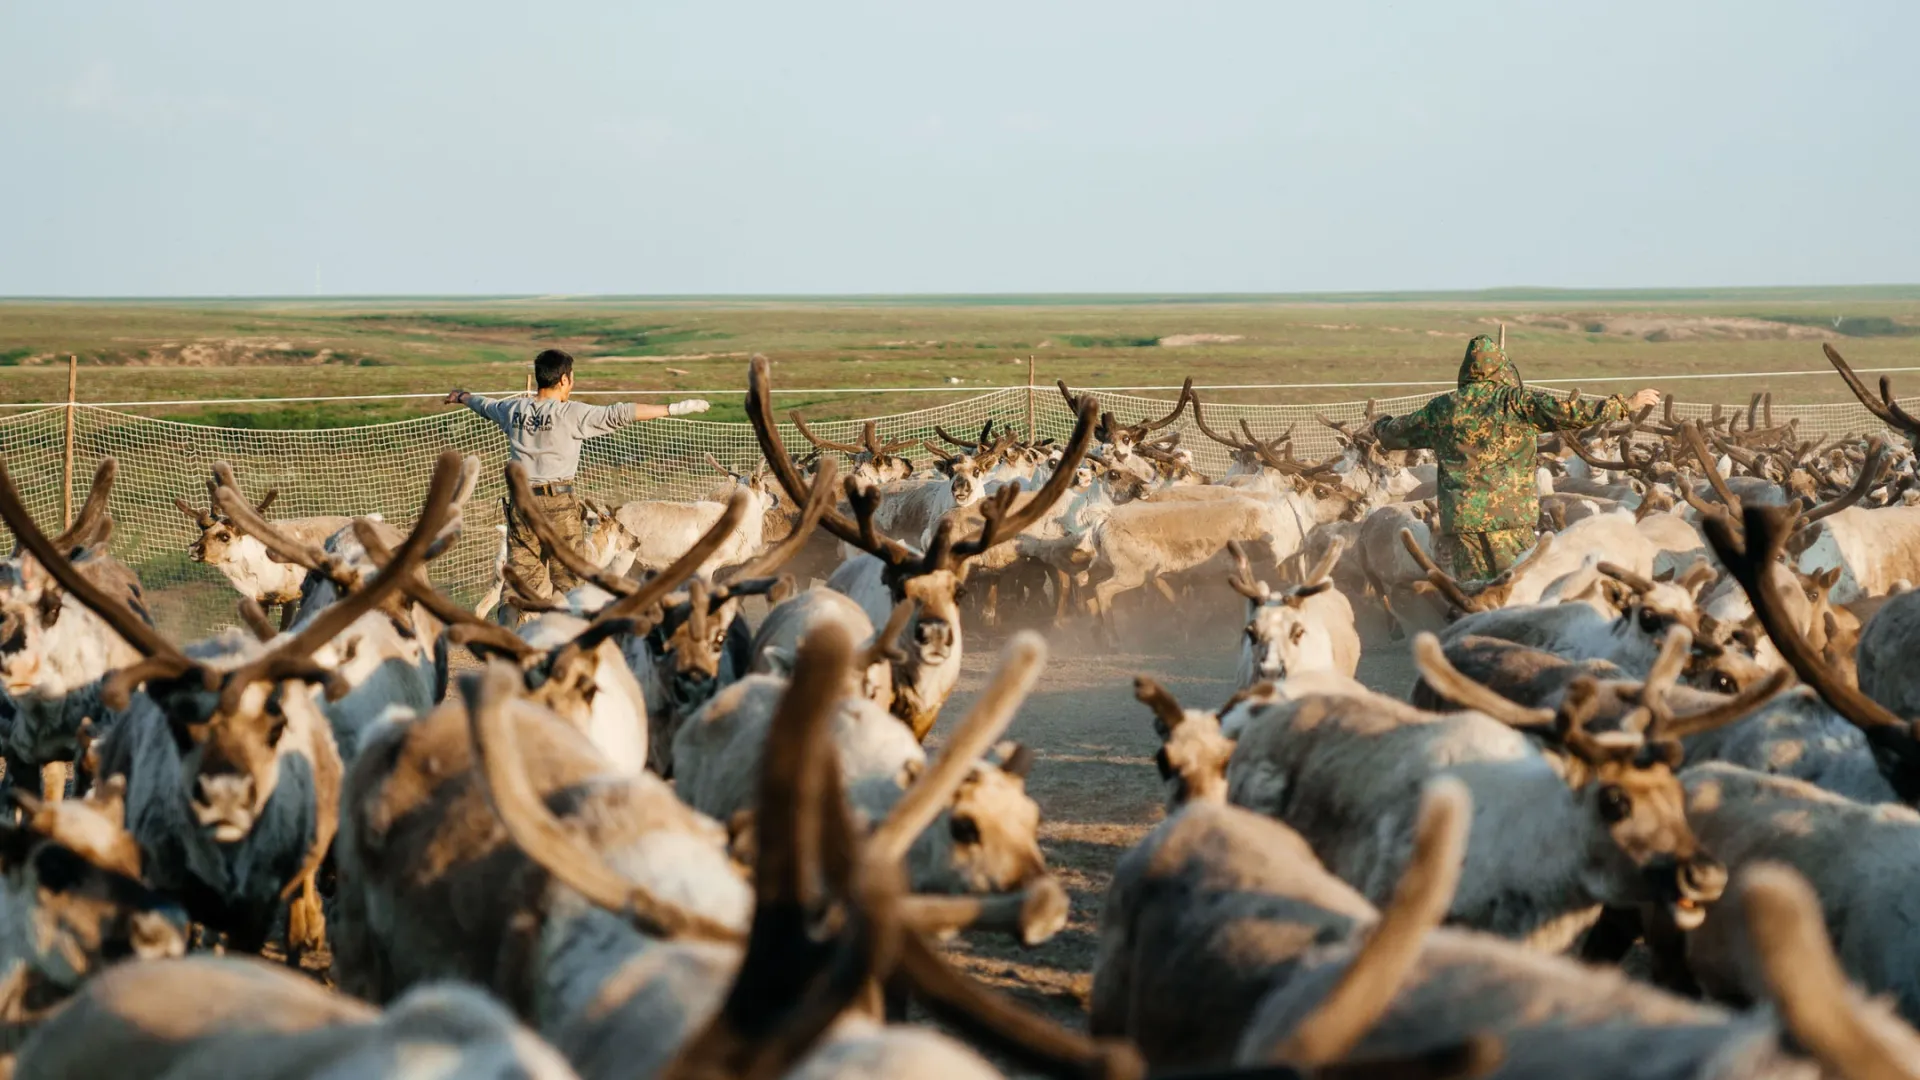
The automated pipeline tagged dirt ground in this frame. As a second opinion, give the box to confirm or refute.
[923,582,1419,1032]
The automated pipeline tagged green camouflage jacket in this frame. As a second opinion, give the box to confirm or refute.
[1375,336,1628,535]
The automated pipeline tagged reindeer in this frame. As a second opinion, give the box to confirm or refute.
[1214,637,1726,952]
[1236,862,1920,1080]
[1857,588,1920,724]
[328,647,750,1014]
[0,460,145,800]
[173,471,351,630]
[747,355,1098,741]
[0,779,188,1025]
[0,449,468,959]
[481,627,1112,1080]
[1228,539,1360,689]
[747,586,908,711]
[1704,500,1920,803]
[1399,510,1666,615]
[583,453,779,579]
[1415,628,1879,804]
[369,468,765,779]
[791,415,918,485]
[672,672,1049,897]
[1676,763,1920,1026]
[1354,503,1449,638]
[12,954,582,1079]
[1092,774,1474,1071]
[203,457,480,758]
[1058,378,1193,487]
[1422,542,1719,681]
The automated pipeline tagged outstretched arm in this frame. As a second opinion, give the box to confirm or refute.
[1516,387,1656,432]
[1373,398,1443,451]
[446,389,513,424]
[572,398,711,437]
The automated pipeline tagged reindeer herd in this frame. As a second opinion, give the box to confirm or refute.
[3,346,1920,1077]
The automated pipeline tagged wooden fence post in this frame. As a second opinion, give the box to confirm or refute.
[1025,354,1036,442]
[62,355,77,528]
[1498,322,1506,350]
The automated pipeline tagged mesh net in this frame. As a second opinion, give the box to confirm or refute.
[0,386,1907,641]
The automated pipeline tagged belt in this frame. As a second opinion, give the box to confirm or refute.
[527,481,575,496]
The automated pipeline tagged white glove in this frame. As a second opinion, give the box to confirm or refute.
[667,399,711,417]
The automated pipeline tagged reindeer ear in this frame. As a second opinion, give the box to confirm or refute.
[897,758,925,789]
[725,809,758,866]
[998,742,1035,780]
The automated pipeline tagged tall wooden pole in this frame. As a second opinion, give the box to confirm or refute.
[1025,354,1036,442]
[1498,322,1506,350]
[525,372,535,397]
[62,355,77,527]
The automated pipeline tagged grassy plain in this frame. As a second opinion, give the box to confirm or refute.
[3,288,1920,427]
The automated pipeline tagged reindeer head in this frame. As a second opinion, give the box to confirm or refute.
[915,742,1047,894]
[1229,538,1349,685]
[176,478,278,566]
[1135,676,1237,809]
[1557,692,1724,931]
[1,782,187,997]
[791,416,916,485]
[1413,630,1771,930]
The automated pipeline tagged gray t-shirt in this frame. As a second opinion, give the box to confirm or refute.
[466,395,637,482]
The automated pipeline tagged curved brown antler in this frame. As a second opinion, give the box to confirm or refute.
[49,459,116,552]
[945,398,1098,565]
[788,413,866,455]
[726,457,838,585]
[1399,529,1484,614]
[1189,390,1253,450]
[216,451,468,714]
[503,461,652,599]
[1224,539,1271,602]
[0,457,185,668]
[748,357,919,568]
[212,463,343,579]
[1704,503,1920,800]
[1795,437,1887,531]
[1412,635,1557,729]
[465,660,744,943]
[1128,377,1193,434]
[1826,342,1920,440]
[1682,422,1744,518]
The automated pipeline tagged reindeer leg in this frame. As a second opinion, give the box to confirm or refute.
[1050,567,1074,628]
[286,871,326,964]
[1151,576,1179,605]
[984,580,1001,630]
[39,760,70,803]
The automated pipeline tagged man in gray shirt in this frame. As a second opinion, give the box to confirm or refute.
[446,348,709,604]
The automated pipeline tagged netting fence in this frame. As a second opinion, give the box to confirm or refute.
[1,385,1908,641]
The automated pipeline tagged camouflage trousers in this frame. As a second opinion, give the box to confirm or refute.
[1437,527,1536,581]
[505,489,585,602]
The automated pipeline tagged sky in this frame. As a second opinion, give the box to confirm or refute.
[2,2,1916,296]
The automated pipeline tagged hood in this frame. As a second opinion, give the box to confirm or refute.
[1456,335,1521,390]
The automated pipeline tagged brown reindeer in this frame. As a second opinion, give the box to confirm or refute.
[0,449,466,959]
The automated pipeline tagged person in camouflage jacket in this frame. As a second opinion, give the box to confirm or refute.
[1372,335,1660,579]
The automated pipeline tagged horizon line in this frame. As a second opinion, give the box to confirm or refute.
[4,283,1920,306]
